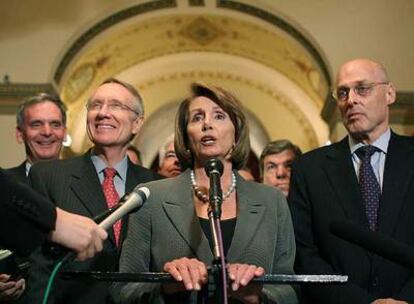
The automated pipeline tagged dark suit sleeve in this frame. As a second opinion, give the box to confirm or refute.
[288,161,375,304]
[0,169,56,256]
[396,186,414,300]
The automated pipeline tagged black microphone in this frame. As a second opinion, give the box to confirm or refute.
[59,186,150,262]
[205,158,224,218]
[330,221,414,269]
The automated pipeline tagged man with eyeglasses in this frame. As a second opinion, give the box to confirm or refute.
[21,78,160,304]
[289,59,414,304]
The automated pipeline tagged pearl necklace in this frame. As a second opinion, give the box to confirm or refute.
[190,170,237,203]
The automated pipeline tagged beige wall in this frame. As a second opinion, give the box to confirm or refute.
[0,114,25,168]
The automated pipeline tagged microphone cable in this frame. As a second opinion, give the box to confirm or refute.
[41,257,65,304]
[39,187,150,303]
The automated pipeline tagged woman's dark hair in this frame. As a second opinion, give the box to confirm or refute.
[174,83,250,170]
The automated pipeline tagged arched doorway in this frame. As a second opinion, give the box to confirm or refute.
[55,1,331,162]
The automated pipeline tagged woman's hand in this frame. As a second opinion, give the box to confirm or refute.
[0,274,26,301]
[228,263,265,304]
[371,299,408,304]
[162,257,208,294]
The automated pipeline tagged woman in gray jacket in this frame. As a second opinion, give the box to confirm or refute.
[115,83,298,304]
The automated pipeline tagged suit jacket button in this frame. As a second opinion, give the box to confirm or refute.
[372,276,379,288]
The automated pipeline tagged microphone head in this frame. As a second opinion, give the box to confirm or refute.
[204,158,224,177]
[135,186,150,200]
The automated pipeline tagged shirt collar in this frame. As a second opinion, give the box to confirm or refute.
[349,128,391,155]
[90,153,128,181]
[25,161,31,176]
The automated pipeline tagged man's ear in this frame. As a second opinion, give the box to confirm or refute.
[132,116,144,136]
[386,82,396,106]
[16,127,24,144]
[62,128,68,144]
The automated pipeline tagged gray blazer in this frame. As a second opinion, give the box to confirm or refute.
[115,169,298,304]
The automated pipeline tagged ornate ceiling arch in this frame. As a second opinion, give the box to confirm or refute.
[56,0,330,157]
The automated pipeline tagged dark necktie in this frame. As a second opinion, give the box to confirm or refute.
[356,145,381,231]
[102,167,121,246]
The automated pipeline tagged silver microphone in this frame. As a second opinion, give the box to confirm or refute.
[99,186,150,230]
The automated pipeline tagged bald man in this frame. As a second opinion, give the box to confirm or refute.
[289,59,414,304]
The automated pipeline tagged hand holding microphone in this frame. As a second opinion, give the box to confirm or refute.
[53,186,150,262]
[49,208,108,262]
[99,186,150,231]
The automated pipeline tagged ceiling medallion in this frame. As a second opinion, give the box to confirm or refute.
[179,16,224,46]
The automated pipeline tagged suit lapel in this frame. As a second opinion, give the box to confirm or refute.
[70,154,107,216]
[70,154,116,244]
[323,138,368,226]
[125,161,141,192]
[17,161,29,184]
[227,173,265,262]
[162,171,213,264]
[120,162,148,246]
[378,133,414,235]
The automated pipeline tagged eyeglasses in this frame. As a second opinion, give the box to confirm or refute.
[332,82,389,102]
[86,100,140,115]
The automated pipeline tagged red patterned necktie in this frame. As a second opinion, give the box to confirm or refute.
[102,167,121,246]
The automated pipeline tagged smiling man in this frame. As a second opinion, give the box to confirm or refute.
[6,93,67,183]
[289,59,414,304]
[22,78,160,304]
[2,93,67,302]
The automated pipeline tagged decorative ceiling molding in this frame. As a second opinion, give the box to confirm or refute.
[188,0,205,6]
[0,83,56,97]
[53,1,330,105]
[60,14,328,110]
[52,0,332,155]
[217,0,331,87]
[0,82,57,114]
[54,0,177,84]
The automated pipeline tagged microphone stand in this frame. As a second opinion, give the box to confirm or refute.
[206,159,228,304]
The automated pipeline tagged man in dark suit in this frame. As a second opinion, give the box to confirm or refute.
[22,78,160,304]
[6,93,67,183]
[1,93,67,301]
[289,58,414,304]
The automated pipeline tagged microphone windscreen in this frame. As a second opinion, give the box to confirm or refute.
[204,158,224,177]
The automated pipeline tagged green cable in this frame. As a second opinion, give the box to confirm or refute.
[41,259,64,304]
